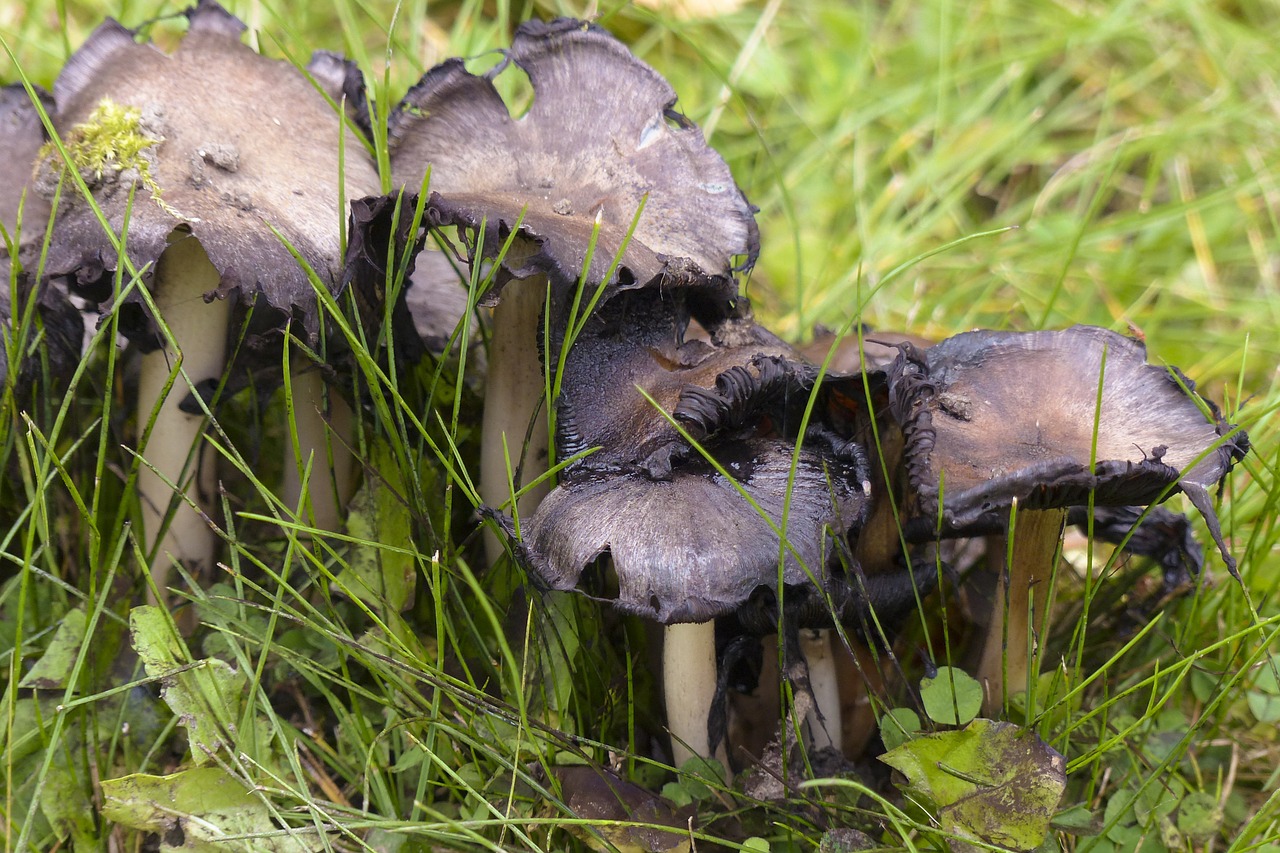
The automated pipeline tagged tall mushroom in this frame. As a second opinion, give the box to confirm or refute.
[37,0,380,595]
[387,18,758,555]
[886,326,1247,710]
[506,289,871,764]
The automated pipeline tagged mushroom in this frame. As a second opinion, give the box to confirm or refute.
[37,0,380,595]
[0,83,82,406]
[387,17,758,555]
[505,289,871,764]
[885,326,1247,711]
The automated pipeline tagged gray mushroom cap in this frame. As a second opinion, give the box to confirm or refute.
[0,85,53,240]
[512,290,871,624]
[37,0,379,354]
[389,17,759,304]
[521,439,867,623]
[887,325,1247,565]
[0,84,82,392]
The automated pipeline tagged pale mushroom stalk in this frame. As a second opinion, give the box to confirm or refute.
[281,366,357,531]
[664,621,725,766]
[800,628,842,750]
[480,275,552,563]
[977,504,1067,715]
[135,234,229,594]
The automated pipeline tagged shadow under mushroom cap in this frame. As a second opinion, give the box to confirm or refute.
[389,17,758,304]
[39,0,378,353]
[520,439,869,624]
[888,325,1247,562]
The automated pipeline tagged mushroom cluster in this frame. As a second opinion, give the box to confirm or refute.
[380,15,1248,766]
[14,2,1248,778]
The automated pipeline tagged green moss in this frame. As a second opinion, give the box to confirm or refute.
[41,98,179,217]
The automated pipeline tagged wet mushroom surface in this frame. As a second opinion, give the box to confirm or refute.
[519,289,871,623]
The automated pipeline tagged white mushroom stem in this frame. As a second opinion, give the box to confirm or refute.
[281,367,356,531]
[978,505,1068,715]
[800,628,842,752]
[837,635,887,758]
[136,234,229,599]
[664,620,727,768]
[481,275,552,563]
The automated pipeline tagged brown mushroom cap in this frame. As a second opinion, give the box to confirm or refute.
[388,17,759,304]
[38,0,379,353]
[888,325,1247,563]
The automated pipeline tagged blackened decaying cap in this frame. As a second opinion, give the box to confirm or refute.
[519,439,868,623]
[800,327,935,375]
[341,193,432,365]
[388,17,759,306]
[0,84,82,391]
[888,325,1247,566]
[38,0,379,354]
[553,290,801,479]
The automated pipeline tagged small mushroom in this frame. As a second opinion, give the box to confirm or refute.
[37,0,380,595]
[886,326,1247,710]
[508,290,870,764]
[388,18,758,552]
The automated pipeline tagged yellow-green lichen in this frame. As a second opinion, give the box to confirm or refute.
[40,98,180,218]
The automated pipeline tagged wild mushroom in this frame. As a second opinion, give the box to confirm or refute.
[387,17,758,553]
[37,1,380,595]
[886,326,1247,711]
[506,289,870,764]
[0,83,82,411]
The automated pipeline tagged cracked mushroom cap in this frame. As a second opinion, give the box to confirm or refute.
[512,290,871,624]
[888,325,1247,564]
[38,0,379,354]
[0,84,82,392]
[389,17,758,305]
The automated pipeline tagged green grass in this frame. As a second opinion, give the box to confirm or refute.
[2,0,1278,850]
